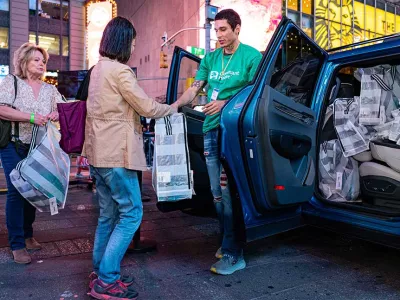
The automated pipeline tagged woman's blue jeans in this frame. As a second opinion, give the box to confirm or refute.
[0,142,36,251]
[90,166,143,284]
[204,129,242,257]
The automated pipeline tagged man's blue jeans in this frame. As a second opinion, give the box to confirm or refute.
[0,142,35,251]
[204,129,242,257]
[90,167,143,284]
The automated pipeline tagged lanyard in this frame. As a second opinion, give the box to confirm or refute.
[220,43,240,81]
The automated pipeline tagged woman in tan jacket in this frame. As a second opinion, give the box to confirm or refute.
[84,17,177,300]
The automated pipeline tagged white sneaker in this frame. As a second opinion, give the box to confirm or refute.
[210,254,246,275]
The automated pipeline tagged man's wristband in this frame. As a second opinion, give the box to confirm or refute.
[30,113,35,124]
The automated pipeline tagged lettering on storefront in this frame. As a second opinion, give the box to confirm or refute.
[382,21,395,33]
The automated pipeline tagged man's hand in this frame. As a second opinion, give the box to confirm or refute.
[203,100,227,116]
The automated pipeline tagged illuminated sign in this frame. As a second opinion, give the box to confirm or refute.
[187,46,205,58]
[86,0,117,68]
[208,0,282,51]
[316,0,400,49]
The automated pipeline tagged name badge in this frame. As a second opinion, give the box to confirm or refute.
[211,88,220,101]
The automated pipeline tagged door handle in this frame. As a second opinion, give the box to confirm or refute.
[273,101,314,125]
[270,130,311,159]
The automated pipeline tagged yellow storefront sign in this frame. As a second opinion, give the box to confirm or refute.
[316,0,400,49]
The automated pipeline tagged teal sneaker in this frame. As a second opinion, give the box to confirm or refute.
[210,254,246,275]
[215,247,223,259]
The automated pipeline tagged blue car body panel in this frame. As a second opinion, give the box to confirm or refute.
[166,16,400,246]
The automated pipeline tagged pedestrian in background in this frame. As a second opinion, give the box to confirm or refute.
[0,42,62,264]
[83,17,178,300]
[174,9,262,275]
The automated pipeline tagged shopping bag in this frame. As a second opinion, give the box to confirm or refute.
[359,74,382,125]
[333,98,370,157]
[57,100,86,154]
[319,139,360,202]
[152,113,193,202]
[10,122,70,213]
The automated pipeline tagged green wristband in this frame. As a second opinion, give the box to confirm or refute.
[30,113,35,124]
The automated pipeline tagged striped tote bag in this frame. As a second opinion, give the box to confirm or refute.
[10,122,70,212]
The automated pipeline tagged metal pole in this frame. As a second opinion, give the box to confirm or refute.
[36,0,39,45]
[205,0,211,53]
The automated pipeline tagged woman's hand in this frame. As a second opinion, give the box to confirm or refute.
[170,102,179,114]
[46,111,59,122]
[33,113,48,126]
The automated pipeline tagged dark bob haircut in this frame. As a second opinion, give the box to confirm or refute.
[215,9,241,31]
[99,17,137,64]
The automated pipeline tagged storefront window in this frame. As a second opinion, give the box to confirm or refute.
[0,27,8,49]
[287,0,299,11]
[0,0,9,11]
[62,36,68,56]
[301,14,313,38]
[29,32,60,55]
[287,10,300,26]
[302,0,312,15]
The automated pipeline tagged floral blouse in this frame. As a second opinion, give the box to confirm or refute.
[0,74,63,144]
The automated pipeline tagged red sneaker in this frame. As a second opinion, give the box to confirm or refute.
[89,272,134,290]
[89,279,138,300]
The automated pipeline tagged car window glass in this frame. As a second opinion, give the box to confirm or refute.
[268,26,325,107]
[177,56,206,109]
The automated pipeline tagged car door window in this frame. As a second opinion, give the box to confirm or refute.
[176,56,206,108]
[268,27,325,107]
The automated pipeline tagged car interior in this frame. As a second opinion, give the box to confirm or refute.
[317,57,400,216]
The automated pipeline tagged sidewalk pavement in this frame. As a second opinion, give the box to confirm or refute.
[1,172,400,299]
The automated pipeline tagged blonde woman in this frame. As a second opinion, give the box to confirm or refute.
[0,42,62,264]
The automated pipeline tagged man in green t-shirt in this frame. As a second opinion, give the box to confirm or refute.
[174,9,262,275]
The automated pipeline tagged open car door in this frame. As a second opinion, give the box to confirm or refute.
[157,47,213,212]
[219,17,329,241]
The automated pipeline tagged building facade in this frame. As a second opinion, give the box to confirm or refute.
[0,0,86,82]
[115,0,400,101]
[287,0,400,49]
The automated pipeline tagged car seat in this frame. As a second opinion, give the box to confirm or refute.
[359,139,400,208]
[370,139,400,172]
[320,78,356,143]
[359,161,400,208]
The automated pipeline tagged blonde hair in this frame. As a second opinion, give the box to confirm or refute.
[13,42,49,79]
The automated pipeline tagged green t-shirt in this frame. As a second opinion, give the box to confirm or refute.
[195,43,262,133]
